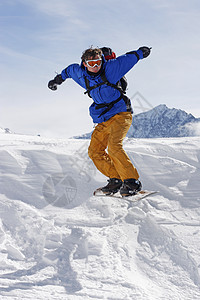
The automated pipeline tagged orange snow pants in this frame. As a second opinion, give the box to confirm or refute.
[88,112,139,181]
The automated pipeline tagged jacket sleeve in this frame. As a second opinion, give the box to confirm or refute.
[105,49,143,84]
[61,63,86,88]
[61,64,81,80]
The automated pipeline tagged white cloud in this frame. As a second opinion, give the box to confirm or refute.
[18,0,73,17]
[185,122,200,136]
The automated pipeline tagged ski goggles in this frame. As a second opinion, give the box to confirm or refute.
[85,58,102,68]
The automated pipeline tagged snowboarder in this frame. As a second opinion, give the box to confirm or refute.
[48,46,151,196]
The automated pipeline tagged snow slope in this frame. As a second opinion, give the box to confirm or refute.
[0,133,200,299]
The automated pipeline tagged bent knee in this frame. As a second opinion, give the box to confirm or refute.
[88,145,94,159]
[88,144,99,159]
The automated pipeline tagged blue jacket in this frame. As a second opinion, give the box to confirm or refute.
[61,49,144,123]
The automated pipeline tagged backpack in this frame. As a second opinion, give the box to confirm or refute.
[100,47,128,93]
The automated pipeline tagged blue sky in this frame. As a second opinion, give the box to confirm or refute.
[0,0,200,137]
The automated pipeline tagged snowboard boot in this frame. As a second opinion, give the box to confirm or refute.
[101,178,123,195]
[120,179,142,197]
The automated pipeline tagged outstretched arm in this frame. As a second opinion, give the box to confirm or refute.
[48,63,84,90]
[105,46,151,84]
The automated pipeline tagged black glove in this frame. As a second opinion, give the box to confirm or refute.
[139,46,151,58]
[48,74,64,91]
[48,79,57,90]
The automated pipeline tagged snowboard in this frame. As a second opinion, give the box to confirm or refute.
[93,189,158,202]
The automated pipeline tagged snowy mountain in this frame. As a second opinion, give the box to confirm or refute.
[0,127,12,134]
[0,132,200,299]
[74,104,200,139]
[128,104,200,138]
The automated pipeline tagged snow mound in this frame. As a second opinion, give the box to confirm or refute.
[0,133,200,299]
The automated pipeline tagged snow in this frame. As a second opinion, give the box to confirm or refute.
[0,132,200,299]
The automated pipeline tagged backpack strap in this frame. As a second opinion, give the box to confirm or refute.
[84,70,132,118]
[119,76,128,92]
[95,95,122,118]
[84,70,125,97]
[100,71,125,95]
[84,76,105,98]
